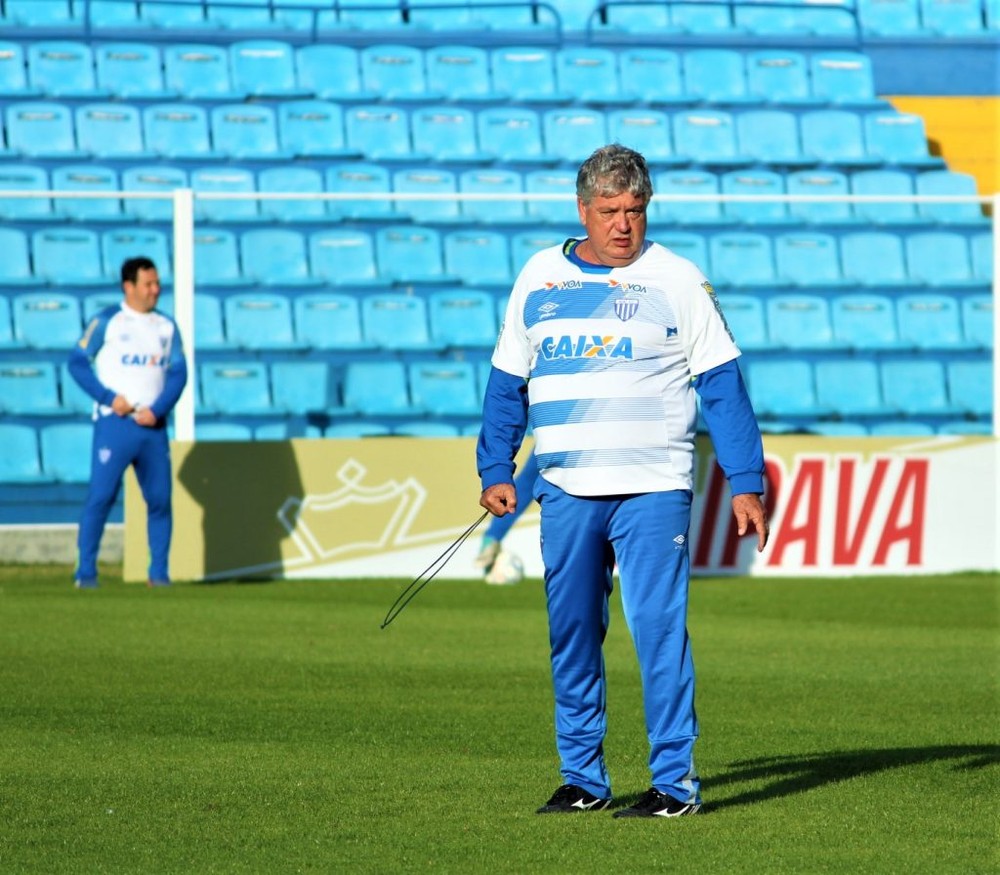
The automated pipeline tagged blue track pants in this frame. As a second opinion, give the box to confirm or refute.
[77,415,173,583]
[536,479,700,804]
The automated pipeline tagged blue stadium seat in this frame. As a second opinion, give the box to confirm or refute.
[490,46,567,103]
[477,107,551,164]
[258,166,325,222]
[672,110,751,167]
[31,228,105,285]
[59,361,95,413]
[937,421,993,436]
[408,361,480,416]
[555,46,630,105]
[394,422,462,437]
[334,0,405,32]
[0,41,39,97]
[308,229,384,287]
[5,101,86,158]
[254,421,292,441]
[881,359,954,415]
[74,103,149,158]
[240,228,319,287]
[293,292,375,350]
[946,361,993,417]
[224,292,301,350]
[542,108,608,164]
[607,109,683,166]
[914,170,987,224]
[736,109,812,167]
[734,0,852,35]
[101,229,171,282]
[406,0,480,31]
[744,49,820,106]
[0,228,45,287]
[342,361,413,416]
[86,1,142,28]
[141,0,211,28]
[800,110,881,167]
[392,168,461,223]
[427,288,499,348]
[185,293,229,349]
[905,231,981,286]
[344,105,422,161]
[57,174,123,239]
[651,171,724,225]
[195,423,255,442]
[655,231,710,274]
[443,229,513,286]
[229,40,311,98]
[840,231,909,286]
[210,103,286,160]
[360,44,439,102]
[6,0,75,25]
[857,0,926,35]
[961,293,993,349]
[808,52,885,107]
[459,169,527,224]
[682,49,757,105]
[270,361,334,416]
[361,293,440,350]
[895,293,972,349]
[94,43,171,99]
[325,163,400,221]
[27,42,106,99]
[424,45,498,103]
[814,359,885,417]
[617,47,691,105]
[12,292,82,348]
[509,231,571,271]
[920,0,986,33]
[410,106,490,163]
[602,0,673,32]
[325,422,392,438]
[671,2,738,33]
[0,424,47,482]
[39,422,92,483]
[970,232,993,282]
[143,103,218,159]
[717,293,768,351]
[766,294,842,350]
[82,292,122,322]
[122,165,187,222]
[276,100,355,159]
[708,232,781,287]
[747,358,825,418]
[208,0,277,29]
[193,230,248,287]
[163,44,242,100]
[774,232,847,286]
[200,362,272,415]
[807,422,870,437]
[0,298,18,350]
[548,0,603,30]
[863,112,945,168]
[851,169,921,225]
[191,166,259,223]
[374,225,449,283]
[294,45,374,102]
[786,170,854,225]
[0,361,62,415]
[830,293,902,349]
[524,170,579,225]
[719,169,791,225]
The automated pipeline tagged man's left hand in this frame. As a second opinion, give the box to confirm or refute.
[133,407,157,427]
[732,493,769,553]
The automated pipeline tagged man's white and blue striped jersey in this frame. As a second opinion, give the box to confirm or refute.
[69,302,186,421]
[490,238,743,497]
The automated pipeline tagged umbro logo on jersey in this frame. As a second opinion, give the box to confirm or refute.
[673,534,686,545]
[540,335,634,360]
[538,301,560,320]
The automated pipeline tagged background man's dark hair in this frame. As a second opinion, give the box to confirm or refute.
[121,256,157,286]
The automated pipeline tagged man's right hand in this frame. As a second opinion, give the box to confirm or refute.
[480,483,517,517]
[111,395,134,417]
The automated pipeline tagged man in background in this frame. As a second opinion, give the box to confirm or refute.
[477,145,769,817]
[68,257,187,589]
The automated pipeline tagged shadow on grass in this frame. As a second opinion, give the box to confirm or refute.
[703,744,999,812]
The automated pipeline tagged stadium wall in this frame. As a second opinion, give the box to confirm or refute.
[123,435,999,581]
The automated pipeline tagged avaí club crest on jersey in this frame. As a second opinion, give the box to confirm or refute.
[614,298,639,322]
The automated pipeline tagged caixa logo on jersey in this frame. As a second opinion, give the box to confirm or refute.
[120,354,169,368]
[539,335,634,360]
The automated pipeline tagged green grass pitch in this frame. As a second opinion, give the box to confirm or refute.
[1,565,997,874]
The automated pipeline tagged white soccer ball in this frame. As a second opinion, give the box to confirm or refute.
[484,549,524,586]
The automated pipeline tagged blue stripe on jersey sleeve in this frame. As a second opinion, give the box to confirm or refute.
[694,359,765,495]
[477,366,529,490]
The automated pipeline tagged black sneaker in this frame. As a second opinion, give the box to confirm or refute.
[613,787,702,818]
[536,784,611,814]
